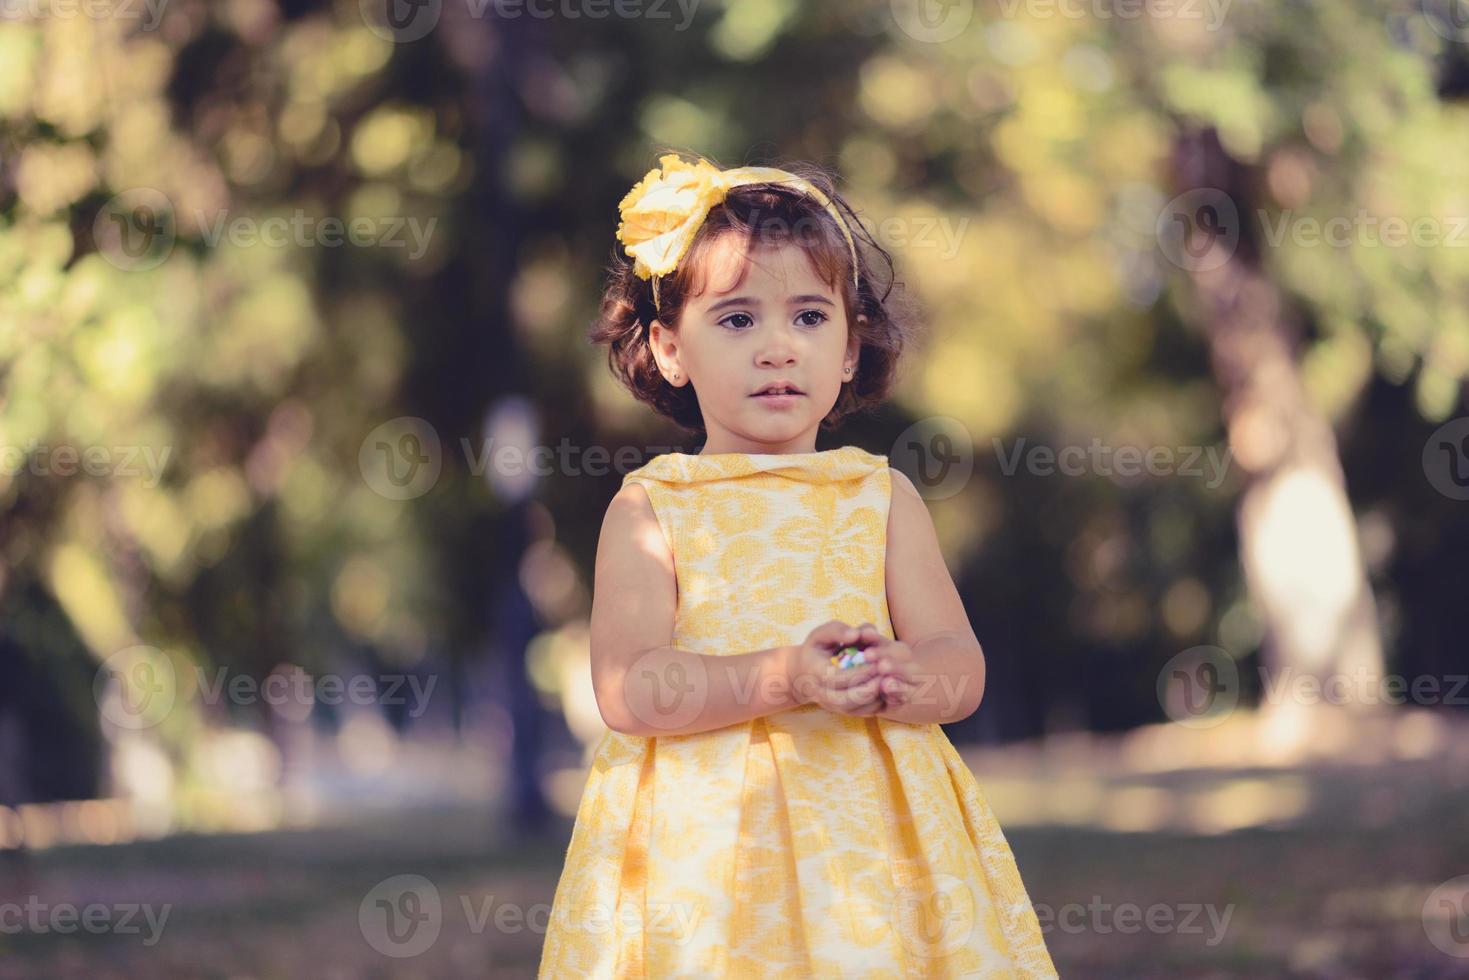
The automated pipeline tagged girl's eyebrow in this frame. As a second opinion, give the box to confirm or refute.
[705,293,835,312]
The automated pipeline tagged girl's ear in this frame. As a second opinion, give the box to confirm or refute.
[844,316,866,374]
[648,318,684,386]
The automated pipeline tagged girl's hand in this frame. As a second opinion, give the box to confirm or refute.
[789,621,885,716]
[847,622,920,710]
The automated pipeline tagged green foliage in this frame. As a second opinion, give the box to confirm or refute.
[1,0,1463,748]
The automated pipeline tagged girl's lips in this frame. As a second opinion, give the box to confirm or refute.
[751,392,804,407]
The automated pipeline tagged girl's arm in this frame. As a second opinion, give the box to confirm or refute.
[589,482,803,738]
[876,468,987,725]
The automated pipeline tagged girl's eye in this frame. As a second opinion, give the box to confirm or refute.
[717,310,828,330]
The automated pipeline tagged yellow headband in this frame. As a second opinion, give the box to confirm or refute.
[615,153,861,311]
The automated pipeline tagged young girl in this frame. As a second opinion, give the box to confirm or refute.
[538,153,1057,978]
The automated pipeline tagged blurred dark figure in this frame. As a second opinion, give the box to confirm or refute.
[492,498,555,836]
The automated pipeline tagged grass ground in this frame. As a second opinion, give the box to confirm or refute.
[1,709,1466,978]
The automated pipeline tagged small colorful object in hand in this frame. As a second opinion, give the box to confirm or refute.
[830,646,869,670]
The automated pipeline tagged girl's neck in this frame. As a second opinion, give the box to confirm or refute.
[697,449,826,456]
[698,428,820,456]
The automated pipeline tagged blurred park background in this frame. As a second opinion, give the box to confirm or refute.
[3,0,1469,976]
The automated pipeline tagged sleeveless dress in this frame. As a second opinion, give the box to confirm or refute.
[538,446,1057,978]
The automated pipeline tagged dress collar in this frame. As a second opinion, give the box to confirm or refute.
[623,445,888,486]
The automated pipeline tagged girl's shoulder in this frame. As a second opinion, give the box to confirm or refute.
[602,478,668,555]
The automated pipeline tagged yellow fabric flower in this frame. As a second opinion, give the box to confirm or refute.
[615,153,860,306]
[615,153,728,282]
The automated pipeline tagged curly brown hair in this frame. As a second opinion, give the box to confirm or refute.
[589,156,920,437]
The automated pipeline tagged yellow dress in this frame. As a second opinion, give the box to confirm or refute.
[538,446,1057,978]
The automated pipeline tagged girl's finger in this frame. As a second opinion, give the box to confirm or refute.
[833,691,875,715]
[877,656,915,676]
[848,676,882,703]
[875,655,916,676]
[834,669,875,702]
[889,661,919,680]
[827,663,880,690]
[880,644,914,665]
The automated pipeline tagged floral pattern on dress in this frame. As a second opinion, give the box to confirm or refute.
[538,446,1058,979]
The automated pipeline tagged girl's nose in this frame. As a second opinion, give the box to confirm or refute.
[756,330,801,367]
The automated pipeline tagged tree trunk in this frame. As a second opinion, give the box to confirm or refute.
[1169,129,1384,752]
[438,8,553,834]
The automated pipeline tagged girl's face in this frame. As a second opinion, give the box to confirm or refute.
[648,236,861,456]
